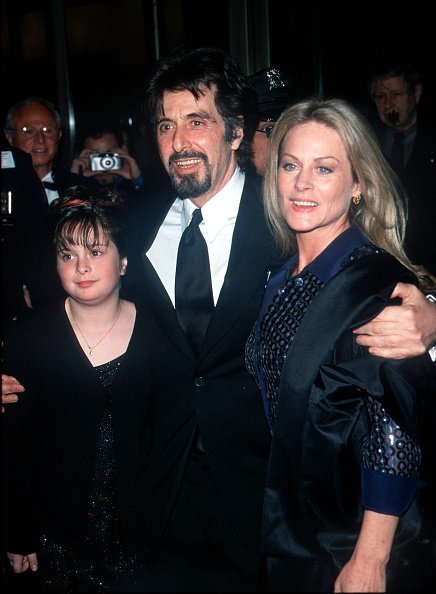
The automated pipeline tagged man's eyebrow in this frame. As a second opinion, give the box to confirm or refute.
[185,111,215,121]
[156,116,173,125]
[157,112,216,125]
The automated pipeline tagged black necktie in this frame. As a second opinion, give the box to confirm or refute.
[175,208,214,353]
[390,132,405,172]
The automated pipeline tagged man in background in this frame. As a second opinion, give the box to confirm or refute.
[248,67,294,176]
[4,97,97,204]
[70,122,145,199]
[368,60,436,273]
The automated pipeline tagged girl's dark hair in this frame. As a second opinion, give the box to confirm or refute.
[145,46,258,172]
[77,120,125,152]
[48,186,129,257]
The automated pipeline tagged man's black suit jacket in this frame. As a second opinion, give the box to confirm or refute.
[124,173,283,553]
[1,146,60,326]
[51,166,100,196]
[1,148,101,324]
[370,116,436,274]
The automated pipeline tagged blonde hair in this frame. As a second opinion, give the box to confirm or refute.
[263,97,435,289]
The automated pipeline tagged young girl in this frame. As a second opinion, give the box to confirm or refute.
[2,186,151,591]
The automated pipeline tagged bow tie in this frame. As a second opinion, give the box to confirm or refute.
[42,181,57,190]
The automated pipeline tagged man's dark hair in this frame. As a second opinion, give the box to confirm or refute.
[145,46,258,172]
[369,61,422,98]
[78,120,125,150]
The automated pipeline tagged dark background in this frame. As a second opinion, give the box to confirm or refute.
[2,0,435,166]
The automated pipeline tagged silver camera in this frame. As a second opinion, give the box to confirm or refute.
[89,152,123,171]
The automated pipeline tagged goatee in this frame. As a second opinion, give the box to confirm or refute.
[170,171,212,199]
[168,153,212,200]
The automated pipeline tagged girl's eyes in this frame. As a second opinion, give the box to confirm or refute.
[60,249,104,260]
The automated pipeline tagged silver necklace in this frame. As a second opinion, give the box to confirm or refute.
[68,299,123,356]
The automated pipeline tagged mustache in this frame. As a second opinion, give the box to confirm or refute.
[169,151,207,165]
[386,111,400,124]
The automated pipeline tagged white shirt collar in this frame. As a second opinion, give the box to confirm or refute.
[42,171,54,183]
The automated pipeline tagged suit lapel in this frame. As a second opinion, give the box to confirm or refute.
[131,192,196,358]
[141,252,194,356]
[202,175,278,352]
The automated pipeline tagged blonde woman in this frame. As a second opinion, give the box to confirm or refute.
[246,98,435,592]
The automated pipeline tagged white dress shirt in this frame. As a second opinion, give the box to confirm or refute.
[147,167,245,306]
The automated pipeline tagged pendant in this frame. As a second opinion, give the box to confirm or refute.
[89,349,93,356]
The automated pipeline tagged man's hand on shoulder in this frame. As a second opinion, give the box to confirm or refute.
[2,374,25,413]
[353,282,436,359]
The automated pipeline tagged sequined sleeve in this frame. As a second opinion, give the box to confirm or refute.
[360,395,424,515]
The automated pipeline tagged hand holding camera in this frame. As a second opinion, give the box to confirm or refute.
[89,152,123,171]
[71,146,141,183]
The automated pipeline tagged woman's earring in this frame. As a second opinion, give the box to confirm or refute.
[352,194,362,205]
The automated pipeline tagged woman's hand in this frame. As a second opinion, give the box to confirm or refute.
[334,553,386,592]
[334,510,398,593]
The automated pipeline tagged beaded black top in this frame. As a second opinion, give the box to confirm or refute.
[39,355,144,592]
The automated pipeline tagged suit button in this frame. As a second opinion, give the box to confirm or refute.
[194,376,205,387]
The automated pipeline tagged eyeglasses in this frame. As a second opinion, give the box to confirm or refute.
[255,125,275,139]
[8,126,59,139]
